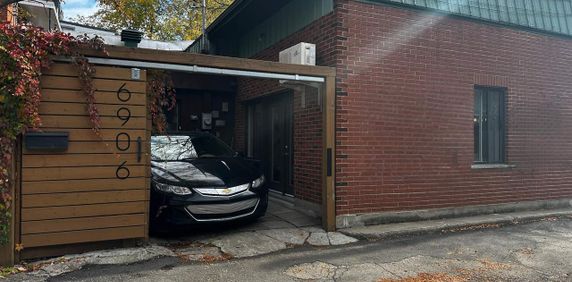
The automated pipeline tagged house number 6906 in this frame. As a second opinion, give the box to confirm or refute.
[115,83,133,180]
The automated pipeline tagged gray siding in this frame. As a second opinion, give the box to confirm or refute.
[237,0,334,58]
[187,39,203,53]
[376,0,572,35]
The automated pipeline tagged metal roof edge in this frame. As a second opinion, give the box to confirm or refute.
[187,0,252,52]
[205,0,251,34]
[60,20,117,34]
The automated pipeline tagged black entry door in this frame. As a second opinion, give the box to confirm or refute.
[249,92,293,195]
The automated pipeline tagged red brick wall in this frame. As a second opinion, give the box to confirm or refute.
[234,11,338,204]
[335,0,572,215]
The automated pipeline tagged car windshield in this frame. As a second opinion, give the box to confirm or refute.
[151,135,235,161]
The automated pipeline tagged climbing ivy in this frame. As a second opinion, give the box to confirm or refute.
[0,22,106,247]
[147,70,176,133]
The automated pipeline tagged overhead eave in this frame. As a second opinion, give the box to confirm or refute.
[18,0,61,31]
[206,0,250,34]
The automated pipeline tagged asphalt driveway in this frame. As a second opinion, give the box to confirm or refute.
[47,216,572,282]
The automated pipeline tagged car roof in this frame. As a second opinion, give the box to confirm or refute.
[152,131,213,138]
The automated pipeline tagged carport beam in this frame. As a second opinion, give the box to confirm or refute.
[55,57,326,83]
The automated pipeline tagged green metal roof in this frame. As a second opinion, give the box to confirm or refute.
[189,0,572,56]
[372,0,572,36]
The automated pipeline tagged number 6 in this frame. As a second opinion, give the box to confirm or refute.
[117,83,132,102]
[116,161,130,180]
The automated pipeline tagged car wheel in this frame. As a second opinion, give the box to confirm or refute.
[149,216,173,236]
[255,192,269,218]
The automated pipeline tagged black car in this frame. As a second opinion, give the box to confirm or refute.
[149,133,268,231]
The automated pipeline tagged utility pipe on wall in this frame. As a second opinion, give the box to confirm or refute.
[54,57,326,83]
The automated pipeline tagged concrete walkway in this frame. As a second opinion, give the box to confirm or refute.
[341,207,572,240]
[152,199,358,259]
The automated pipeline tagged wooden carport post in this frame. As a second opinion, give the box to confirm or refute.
[0,139,19,266]
[322,75,336,232]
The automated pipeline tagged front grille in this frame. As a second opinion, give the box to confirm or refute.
[187,198,258,215]
[191,206,258,221]
[195,183,250,196]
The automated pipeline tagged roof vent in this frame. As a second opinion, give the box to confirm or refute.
[121,29,143,48]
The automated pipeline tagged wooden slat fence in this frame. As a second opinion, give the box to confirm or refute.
[19,63,149,252]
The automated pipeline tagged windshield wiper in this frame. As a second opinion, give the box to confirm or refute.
[197,155,215,159]
[179,157,198,161]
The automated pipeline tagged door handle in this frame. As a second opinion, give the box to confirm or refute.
[327,148,332,177]
[137,137,142,163]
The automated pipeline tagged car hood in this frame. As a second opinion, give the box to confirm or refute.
[151,157,260,188]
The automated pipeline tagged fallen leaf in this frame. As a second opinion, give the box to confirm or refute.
[15,243,24,252]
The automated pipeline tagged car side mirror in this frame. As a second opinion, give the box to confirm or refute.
[235,151,246,158]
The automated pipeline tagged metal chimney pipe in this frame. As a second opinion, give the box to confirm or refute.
[201,0,207,53]
[202,0,207,36]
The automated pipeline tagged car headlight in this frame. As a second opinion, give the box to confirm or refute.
[154,182,193,196]
[251,175,265,189]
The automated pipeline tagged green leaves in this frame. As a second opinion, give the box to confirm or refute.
[71,0,234,41]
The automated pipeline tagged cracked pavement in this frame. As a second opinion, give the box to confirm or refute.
[30,216,572,282]
[4,200,359,281]
[154,201,358,259]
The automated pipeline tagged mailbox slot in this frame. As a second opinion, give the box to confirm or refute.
[25,132,69,152]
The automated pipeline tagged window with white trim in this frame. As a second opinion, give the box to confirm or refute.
[474,87,507,164]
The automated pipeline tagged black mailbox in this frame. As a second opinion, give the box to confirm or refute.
[25,132,69,152]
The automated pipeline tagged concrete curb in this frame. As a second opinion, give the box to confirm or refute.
[336,199,572,228]
[338,208,572,240]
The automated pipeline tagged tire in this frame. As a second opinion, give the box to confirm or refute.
[255,192,269,218]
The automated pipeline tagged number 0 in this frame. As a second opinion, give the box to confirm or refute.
[116,132,131,151]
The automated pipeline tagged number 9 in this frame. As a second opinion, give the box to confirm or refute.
[117,107,131,126]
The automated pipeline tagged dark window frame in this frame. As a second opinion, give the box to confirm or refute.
[474,86,507,164]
